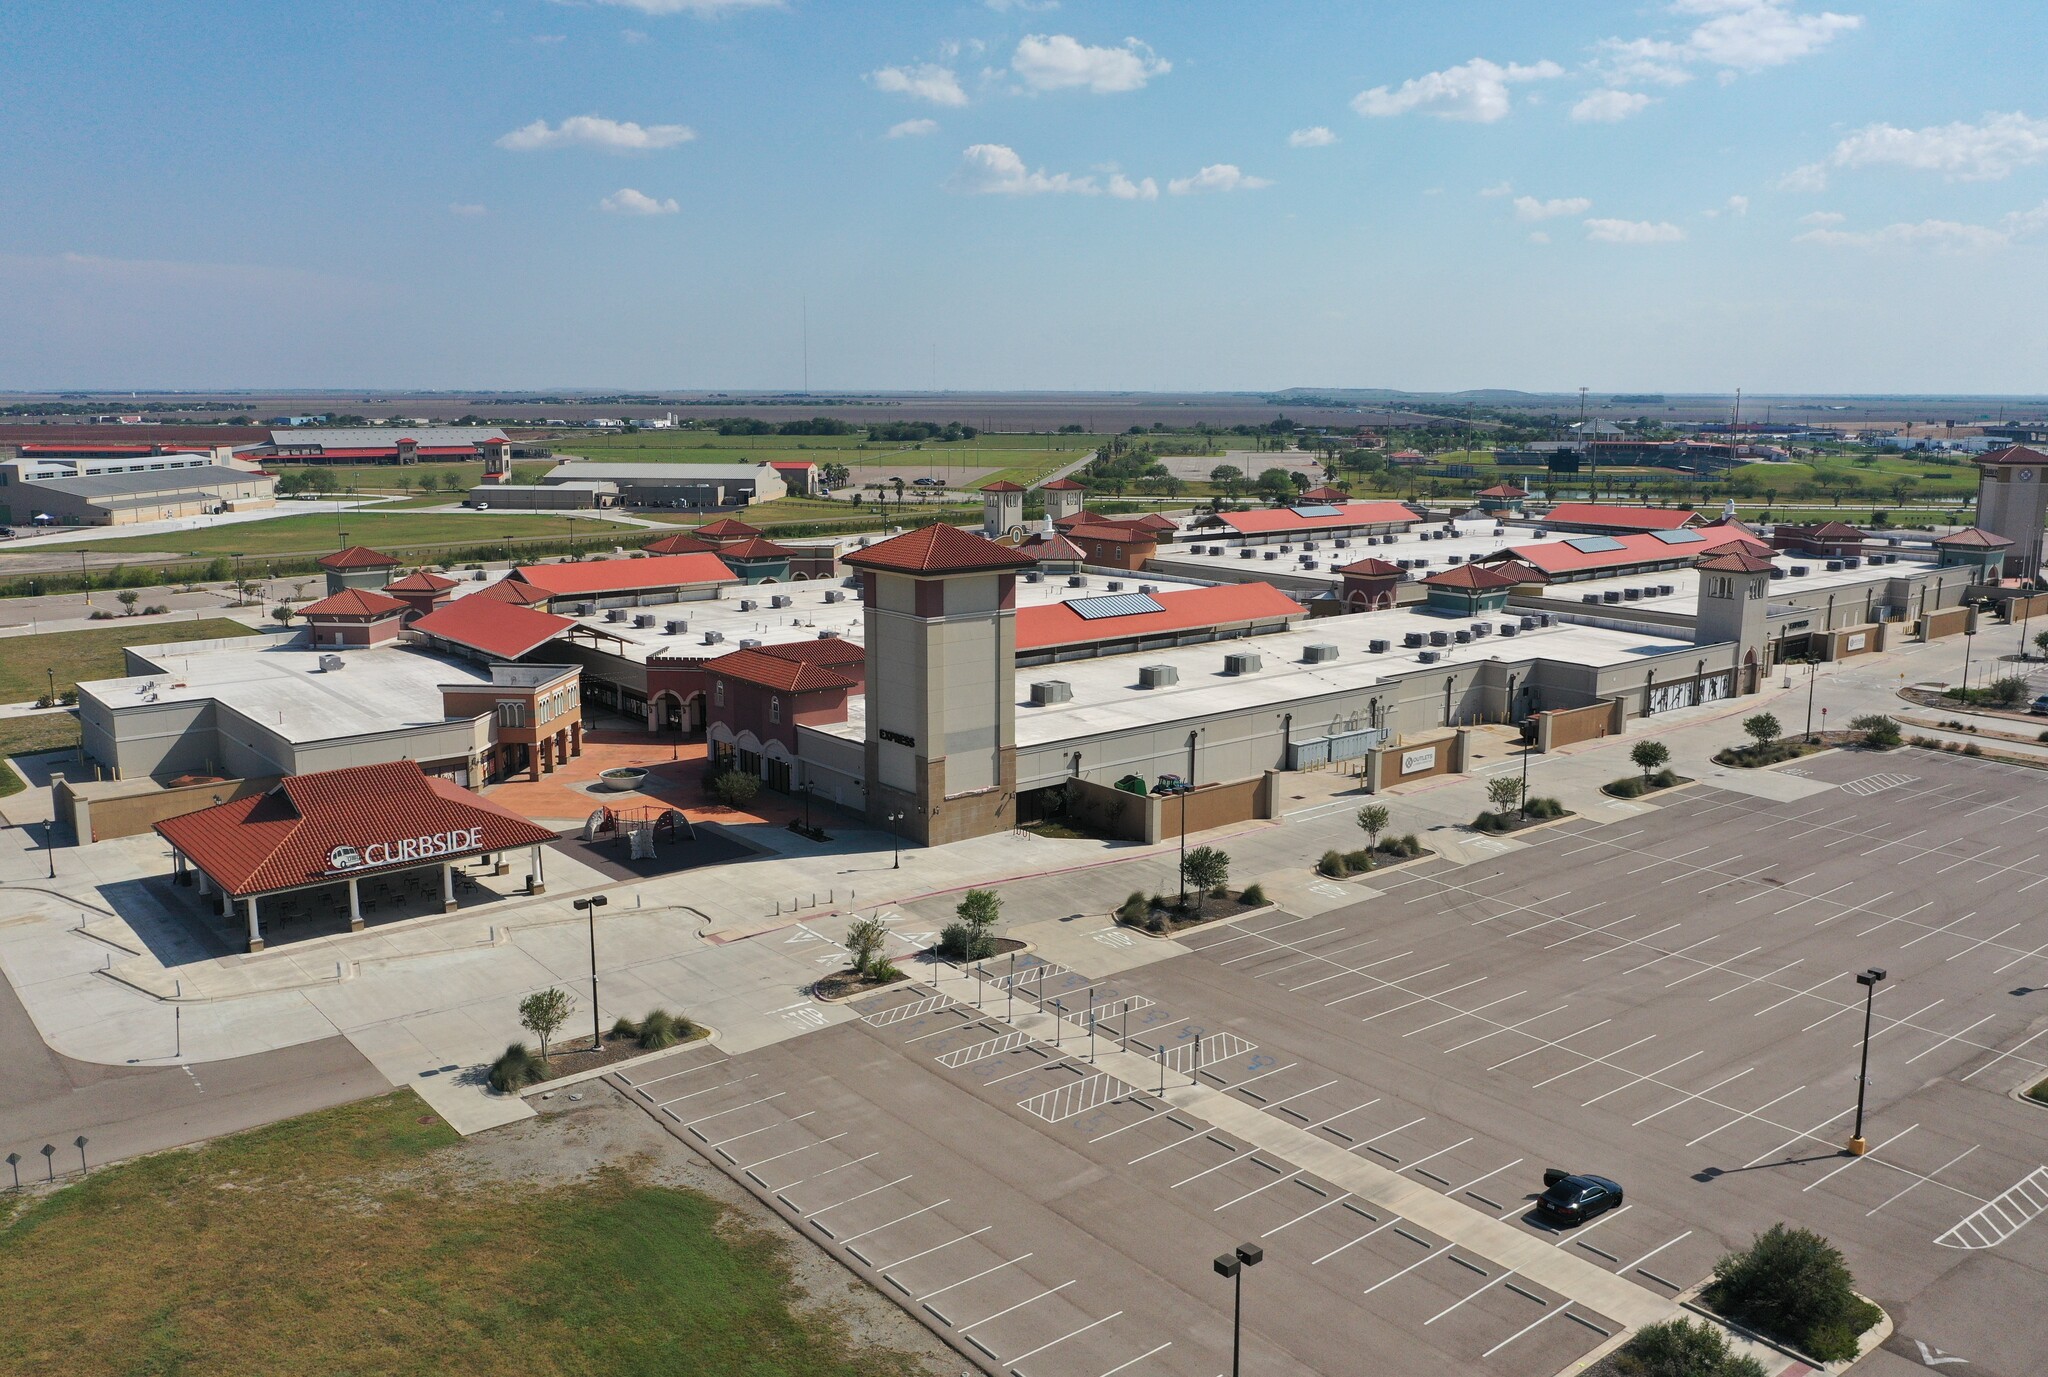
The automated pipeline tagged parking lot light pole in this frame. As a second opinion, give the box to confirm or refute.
[1805,658,1820,742]
[1213,1242,1263,1377]
[886,810,904,868]
[574,895,608,1052]
[1848,967,1886,1155]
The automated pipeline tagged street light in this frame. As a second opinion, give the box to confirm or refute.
[1848,967,1886,1155]
[574,895,609,1052]
[1213,1242,1263,1377]
[44,820,55,880]
[1961,619,1977,694]
[886,810,904,868]
[1178,730,1198,911]
[1804,656,1820,742]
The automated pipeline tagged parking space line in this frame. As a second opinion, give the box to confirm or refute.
[1216,1061,1302,1095]
[1665,947,1762,989]
[1856,997,1943,1040]
[960,1280,1074,1334]
[1685,1085,1806,1147]
[1009,1311,1122,1367]
[1214,1169,1304,1211]
[742,1132,849,1174]
[1267,1194,1354,1235]
[1583,1052,1703,1106]
[1992,941,2048,976]
[807,1174,915,1219]
[1619,935,1719,976]
[1632,1068,1753,1127]
[1360,1242,1453,1295]
[841,1200,952,1246]
[1907,1015,2000,1064]
[1221,928,1345,965]
[681,1092,785,1132]
[1951,923,2026,961]
[1490,1020,1611,1072]
[1709,959,1803,1003]
[1128,1128,1217,1166]
[1901,912,1980,949]
[1853,900,1933,939]
[655,1076,758,1110]
[1256,937,1381,978]
[1325,963,1450,1007]
[1180,915,1314,952]
[1621,1231,1692,1274]
[1556,1204,1631,1248]
[1313,1214,1403,1265]
[1452,1158,1523,1198]
[1961,1025,2048,1081]
[919,1253,1031,1303]
[1357,976,1489,1022]
[1289,950,1416,993]
[1097,1340,1174,1376]
[624,1053,730,1091]
[1867,1146,1978,1217]
[1445,1005,1569,1052]
[1400,1137,1474,1177]
[1743,1107,1854,1168]
[878,1225,992,1273]
[1528,1034,1654,1089]
[1405,990,1526,1036]
[1804,1126,1917,1193]
[1172,1150,1260,1190]
[708,1110,816,1149]
[1752,973,1843,1018]
[904,1015,990,1045]
[780,1151,880,1190]
[1482,1304,1567,1358]
[1426,1268,1515,1324]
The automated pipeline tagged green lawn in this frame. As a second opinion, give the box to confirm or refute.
[48,511,645,559]
[1,618,258,702]
[0,1091,937,1377]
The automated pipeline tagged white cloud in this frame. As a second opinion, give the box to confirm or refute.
[591,0,780,14]
[1827,112,2048,181]
[622,29,650,43]
[1288,126,1336,148]
[1794,202,2048,251]
[1107,173,1159,200]
[953,143,1099,195]
[1478,180,1514,197]
[887,118,939,138]
[1011,34,1169,93]
[532,34,567,45]
[1726,194,1750,215]
[497,115,695,152]
[1798,210,1845,225]
[1529,230,1552,243]
[448,203,487,216]
[1352,57,1564,123]
[1167,164,1272,195]
[1778,161,1829,191]
[1584,218,1686,244]
[1592,2,1861,90]
[1571,89,1652,123]
[869,63,967,107]
[600,187,680,215]
[1513,195,1592,221]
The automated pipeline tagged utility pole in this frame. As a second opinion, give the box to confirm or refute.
[1178,730,1198,910]
[1849,968,1886,1154]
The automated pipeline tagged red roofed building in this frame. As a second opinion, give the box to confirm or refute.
[156,759,560,951]
[1419,562,1521,615]
[1972,447,2048,579]
[1300,485,1349,502]
[1475,483,1528,515]
[693,517,763,544]
[1932,526,2013,581]
[1015,583,1302,661]
[1478,528,1770,582]
[843,522,1035,579]
[981,480,1026,537]
[409,597,576,662]
[504,552,738,607]
[705,647,858,786]
[471,577,554,607]
[317,545,401,594]
[1059,520,1159,571]
[1018,530,1089,570]
[1538,503,1700,535]
[640,531,717,556]
[1208,501,1418,542]
[1337,556,1404,612]
[381,569,459,621]
[299,587,411,647]
[1772,521,1866,559]
[1039,477,1087,523]
[769,459,821,495]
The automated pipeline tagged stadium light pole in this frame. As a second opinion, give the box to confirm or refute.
[1848,968,1886,1155]
[1213,1242,1263,1377]
[575,895,608,1052]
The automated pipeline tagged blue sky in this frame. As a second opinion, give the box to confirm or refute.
[1,0,2043,394]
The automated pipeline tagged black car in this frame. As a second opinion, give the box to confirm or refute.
[1536,1172,1623,1225]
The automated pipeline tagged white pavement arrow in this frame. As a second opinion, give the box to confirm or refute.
[1915,1339,1969,1367]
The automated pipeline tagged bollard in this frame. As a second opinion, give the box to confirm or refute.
[1158,1044,1166,1096]
[1006,952,1015,1023]
[1089,1011,1097,1064]
[1193,1032,1203,1086]
[974,962,983,1009]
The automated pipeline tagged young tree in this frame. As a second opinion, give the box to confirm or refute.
[519,987,573,1065]
[1181,846,1230,915]
[1742,713,1781,749]
[1486,776,1525,818]
[956,888,1001,935]
[708,770,760,809]
[1630,739,1671,784]
[2035,628,2048,661]
[271,604,295,624]
[1355,803,1391,853]
[843,915,888,979]
[117,589,140,615]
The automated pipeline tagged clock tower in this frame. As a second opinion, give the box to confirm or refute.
[1973,446,2048,581]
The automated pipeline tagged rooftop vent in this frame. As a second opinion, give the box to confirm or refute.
[1499,624,1519,638]
[1105,580,1124,592]
[823,589,845,603]
[1583,594,1599,604]
[1623,588,1641,601]
[1418,650,1441,664]
[1138,664,1179,689]
[634,613,656,628]
[701,630,724,645]
[1791,565,1810,577]
[318,654,345,672]
[1334,538,1350,549]
[606,608,628,622]
[770,594,793,608]
[664,619,688,635]
[1068,575,1087,588]
[1520,616,1537,629]
[739,638,763,650]
[1264,551,1279,561]
[1471,622,1491,637]
[1369,638,1391,654]
[1302,558,1319,569]
[1223,651,1262,676]
[1240,548,1257,559]
[1603,590,1622,604]
[1302,643,1338,664]
[1453,630,1472,644]
[1030,680,1073,705]
[1404,632,1425,649]
[1428,630,1449,647]
[1825,559,1844,572]
[738,599,759,612]
[575,602,597,617]
[1021,571,1041,584]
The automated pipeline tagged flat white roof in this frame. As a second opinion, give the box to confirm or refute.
[1528,552,1930,616]
[1151,518,1530,590]
[81,638,497,744]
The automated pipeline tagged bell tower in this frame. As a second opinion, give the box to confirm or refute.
[1694,547,1774,694]
[1973,446,2048,580]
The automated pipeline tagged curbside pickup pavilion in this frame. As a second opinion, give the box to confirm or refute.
[155,760,559,952]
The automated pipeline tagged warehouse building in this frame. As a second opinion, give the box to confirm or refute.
[0,455,276,526]
[526,460,788,510]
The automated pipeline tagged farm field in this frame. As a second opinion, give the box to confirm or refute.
[39,511,646,560]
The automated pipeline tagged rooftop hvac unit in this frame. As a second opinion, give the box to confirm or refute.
[1499,624,1519,638]
[1365,535,1380,546]
[1224,651,1262,675]
[1415,558,1430,568]
[1302,558,1319,569]
[1825,559,1843,572]
[1769,567,1786,579]
[1844,555,1861,569]
[472,570,486,581]
[1106,579,1125,592]
[1428,630,1450,647]
[1278,543,1293,553]
[818,629,841,639]
[1304,541,1317,551]
[739,638,762,649]
[575,602,597,617]
[1583,593,1599,604]
[1240,548,1257,559]
[606,607,628,622]
[1138,584,1159,595]
[1302,643,1338,664]
[1658,584,1675,596]
[739,599,759,612]
[1334,538,1350,548]
[1472,622,1491,637]
[1138,664,1179,688]
[1603,590,1622,604]
[1021,571,1040,584]
[1030,680,1073,705]
[634,613,656,628]
[1520,616,1537,629]
[1791,565,1810,577]
[1537,613,1555,627]
[701,630,724,644]
[1454,630,1472,644]
[1369,638,1391,654]
[1264,551,1279,561]
[1397,559,1413,570]
[1623,588,1641,601]
[823,589,845,603]
[842,574,861,586]
[771,594,792,608]
[318,654,345,672]
[1448,554,1464,564]
[1404,632,1425,648]
[664,619,688,635]
[1068,575,1087,587]
[1418,650,1441,664]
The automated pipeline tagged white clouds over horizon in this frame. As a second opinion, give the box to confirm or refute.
[887,118,939,138]
[1585,218,1686,244]
[497,116,695,152]
[1353,57,1564,123]
[951,145,1262,199]
[1572,89,1652,122]
[1594,1,1862,86]
[869,63,967,106]
[1012,34,1169,93]
[1168,164,1270,195]
[1288,126,1336,148]
[591,0,780,14]
[600,188,680,215]
[1514,195,1591,221]
[1782,112,2048,190]
[1795,201,2048,251]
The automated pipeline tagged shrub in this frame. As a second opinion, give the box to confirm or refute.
[488,1041,545,1093]
[707,770,760,809]
[1486,776,1525,815]
[1651,767,1679,786]
[1987,674,2028,706]
[937,920,996,962]
[1180,847,1230,914]
[1356,803,1391,850]
[1630,739,1671,783]
[609,1015,640,1042]
[1345,848,1374,871]
[1145,909,1169,933]
[1397,833,1421,856]
[1117,891,1149,925]
[1472,811,1511,833]
[1848,713,1902,748]
[1610,1317,1767,1377]
[1608,776,1648,798]
[1319,849,1349,878]
[1704,1224,1881,1363]
[844,915,889,978]
[1525,796,1566,819]
[1963,742,1983,756]
[636,1009,683,1049]
[1742,713,1780,748]
[1239,882,1266,905]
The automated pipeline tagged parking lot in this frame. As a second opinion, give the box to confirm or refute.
[621,746,2048,1377]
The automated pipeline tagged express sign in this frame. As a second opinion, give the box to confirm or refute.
[325,828,484,873]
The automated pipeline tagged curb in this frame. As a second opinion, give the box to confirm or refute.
[509,1027,718,1099]
[1113,901,1278,941]
[1676,1287,1894,1376]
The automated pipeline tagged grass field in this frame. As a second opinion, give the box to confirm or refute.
[1,618,258,702]
[0,712,77,795]
[47,511,646,559]
[0,1092,936,1377]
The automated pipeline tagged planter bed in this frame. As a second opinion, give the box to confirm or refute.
[812,965,912,1001]
[1117,892,1273,938]
[1316,845,1436,880]
[505,1025,711,1093]
[1469,808,1576,836]
[917,935,1029,964]
[1713,741,1829,769]
[1601,774,1694,800]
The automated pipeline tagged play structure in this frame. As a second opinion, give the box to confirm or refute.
[582,804,695,860]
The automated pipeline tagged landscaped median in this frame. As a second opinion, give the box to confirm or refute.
[489,1005,707,1094]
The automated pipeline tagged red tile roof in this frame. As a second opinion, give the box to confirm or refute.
[1421,563,1522,591]
[703,646,856,694]
[1934,526,2013,548]
[1300,485,1348,501]
[1064,522,1158,545]
[1778,521,1865,540]
[980,480,1026,493]
[714,536,798,560]
[1016,582,1302,651]
[756,638,865,669]
[507,552,738,597]
[1540,503,1699,532]
[768,460,815,471]
[640,532,717,556]
[471,578,553,606]
[1021,532,1090,562]
[1054,510,1170,534]
[1485,528,1770,577]
[409,597,574,660]
[1216,501,1418,536]
[1337,557,1403,578]
[317,545,399,571]
[1696,549,1776,574]
[299,588,409,619]
[1976,445,2048,467]
[1039,478,1086,491]
[157,760,557,897]
[382,570,458,594]
[693,518,763,539]
[1475,483,1528,498]
[844,523,1036,576]
[1490,559,1550,584]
